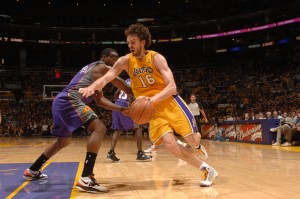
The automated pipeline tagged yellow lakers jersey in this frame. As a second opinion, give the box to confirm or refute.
[128,50,166,98]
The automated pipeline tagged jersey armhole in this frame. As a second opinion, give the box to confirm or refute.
[152,51,159,70]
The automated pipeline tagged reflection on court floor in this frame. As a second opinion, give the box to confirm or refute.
[1,137,300,199]
[0,162,79,199]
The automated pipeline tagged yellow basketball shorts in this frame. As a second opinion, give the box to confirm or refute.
[149,95,197,145]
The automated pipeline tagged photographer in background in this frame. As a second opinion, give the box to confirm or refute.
[213,119,229,142]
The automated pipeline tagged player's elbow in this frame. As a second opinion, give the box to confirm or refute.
[169,83,177,95]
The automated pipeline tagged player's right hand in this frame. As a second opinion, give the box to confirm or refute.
[94,91,104,106]
[121,107,130,117]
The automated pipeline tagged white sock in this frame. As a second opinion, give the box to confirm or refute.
[177,140,183,144]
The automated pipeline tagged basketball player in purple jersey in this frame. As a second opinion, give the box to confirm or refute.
[108,78,151,161]
[23,48,131,193]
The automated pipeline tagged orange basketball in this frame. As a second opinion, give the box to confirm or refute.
[129,98,154,124]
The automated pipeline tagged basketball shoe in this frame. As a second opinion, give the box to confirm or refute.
[137,151,152,161]
[200,163,218,187]
[23,169,48,180]
[76,174,108,193]
[23,168,48,180]
[107,151,120,162]
[281,142,291,147]
[272,142,280,146]
[195,144,208,159]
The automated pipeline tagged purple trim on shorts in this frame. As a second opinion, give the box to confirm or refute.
[51,92,85,137]
[173,95,197,133]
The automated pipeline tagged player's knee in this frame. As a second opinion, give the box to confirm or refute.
[164,142,172,150]
[185,133,201,146]
[88,119,107,134]
[197,132,202,139]
[163,140,176,150]
[57,137,71,148]
[94,123,107,134]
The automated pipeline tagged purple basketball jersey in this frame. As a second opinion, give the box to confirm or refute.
[51,62,100,137]
[116,78,131,104]
[112,78,134,131]
[112,101,134,131]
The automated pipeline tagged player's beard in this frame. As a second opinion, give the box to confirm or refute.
[132,45,142,58]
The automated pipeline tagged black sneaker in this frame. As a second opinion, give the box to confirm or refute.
[137,151,152,161]
[107,151,120,162]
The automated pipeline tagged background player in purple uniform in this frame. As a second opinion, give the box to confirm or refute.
[107,78,152,162]
[23,48,131,193]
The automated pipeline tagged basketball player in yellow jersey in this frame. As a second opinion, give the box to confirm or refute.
[79,23,218,187]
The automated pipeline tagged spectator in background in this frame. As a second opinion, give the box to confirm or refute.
[270,111,292,146]
[290,111,297,121]
[281,110,300,146]
[225,115,234,121]
[266,111,272,119]
[258,112,266,119]
[41,120,50,136]
[244,113,251,120]
[213,120,228,142]
[250,111,255,120]
[273,111,282,119]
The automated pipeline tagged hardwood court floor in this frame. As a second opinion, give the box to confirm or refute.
[0,136,300,199]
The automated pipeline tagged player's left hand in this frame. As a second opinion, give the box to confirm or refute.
[79,86,97,97]
[136,96,150,100]
[136,96,154,104]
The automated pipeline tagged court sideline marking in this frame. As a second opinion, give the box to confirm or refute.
[5,160,52,199]
[70,161,84,198]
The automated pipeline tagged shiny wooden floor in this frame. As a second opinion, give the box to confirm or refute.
[1,136,300,199]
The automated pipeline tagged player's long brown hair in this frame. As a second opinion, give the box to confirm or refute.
[125,23,152,48]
